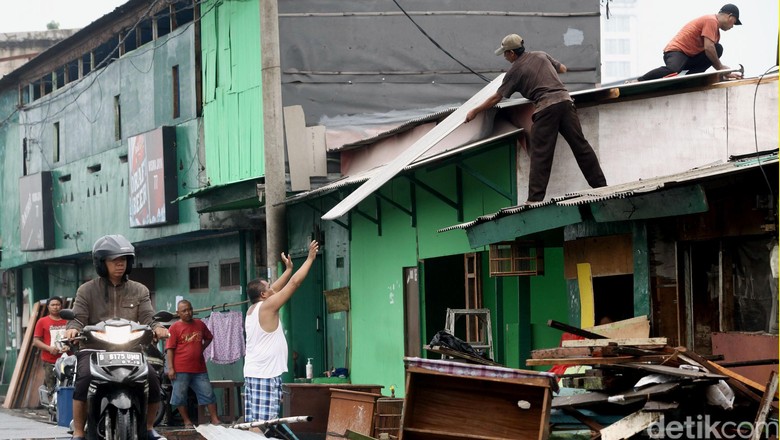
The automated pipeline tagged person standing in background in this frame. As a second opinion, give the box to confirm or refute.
[166,299,221,428]
[33,296,68,397]
[243,240,319,423]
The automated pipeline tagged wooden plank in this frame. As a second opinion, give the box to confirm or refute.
[284,105,313,191]
[679,350,774,395]
[307,125,327,177]
[564,234,634,279]
[562,407,603,437]
[586,316,650,340]
[675,351,763,402]
[424,345,501,366]
[466,203,583,248]
[562,338,667,348]
[611,363,726,380]
[599,410,661,440]
[3,301,40,409]
[322,73,505,220]
[547,320,607,340]
[526,355,670,366]
[552,384,678,408]
[531,347,594,359]
[642,401,679,411]
[577,263,595,328]
[750,371,779,440]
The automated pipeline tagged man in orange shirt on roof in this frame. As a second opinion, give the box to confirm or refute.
[638,4,743,81]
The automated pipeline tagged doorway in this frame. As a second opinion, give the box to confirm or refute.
[422,255,465,347]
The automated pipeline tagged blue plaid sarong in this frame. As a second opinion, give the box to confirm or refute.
[244,376,282,422]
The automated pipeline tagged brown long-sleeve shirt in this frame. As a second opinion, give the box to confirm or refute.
[66,277,162,331]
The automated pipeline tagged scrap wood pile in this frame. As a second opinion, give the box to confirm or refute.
[530,318,779,440]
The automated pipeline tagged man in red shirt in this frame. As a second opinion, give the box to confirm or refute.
[638,4,743,81]
[166,299,221,428]
[33,296,68,396]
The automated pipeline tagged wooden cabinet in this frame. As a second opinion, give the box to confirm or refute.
[325,389,383,440]
[282,383,384,437]
[400,358,555,440]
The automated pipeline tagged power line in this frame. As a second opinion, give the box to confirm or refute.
[390,0,490,82]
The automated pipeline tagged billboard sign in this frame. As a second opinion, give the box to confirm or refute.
[128,126,179,227]
[19,172,54,251]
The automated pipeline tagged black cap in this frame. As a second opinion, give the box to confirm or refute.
[719,4,742,25]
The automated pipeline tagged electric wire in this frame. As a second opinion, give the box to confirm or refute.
[5,0,220,251]
[751,64,779,205]
[390,0,490,82]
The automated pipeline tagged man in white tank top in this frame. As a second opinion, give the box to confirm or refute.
[243,240,319,422]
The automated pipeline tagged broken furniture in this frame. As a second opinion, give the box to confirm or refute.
[400,357,557,440]
[325,389,383,440]
[282,383,383,438]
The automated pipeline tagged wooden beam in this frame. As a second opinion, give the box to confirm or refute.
[750,371,779,440]
[3,301,41,409]
[526,355,670,366]
[562,407,603,437]
[547,320,608,339]
[562,337,667,348]
[600,410,661,440]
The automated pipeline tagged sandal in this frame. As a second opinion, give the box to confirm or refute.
[183,424,196,429]
[147,429,167,440]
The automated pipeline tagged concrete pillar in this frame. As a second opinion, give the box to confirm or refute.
[260,0,286,278]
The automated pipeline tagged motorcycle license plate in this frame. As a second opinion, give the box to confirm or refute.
[96,352,142,367]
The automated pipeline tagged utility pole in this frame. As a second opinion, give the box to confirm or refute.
[260,0,286,278]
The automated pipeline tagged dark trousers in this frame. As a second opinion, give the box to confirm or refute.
[528,101,607,201]
[638,44,723,81]
[73,350,161,402]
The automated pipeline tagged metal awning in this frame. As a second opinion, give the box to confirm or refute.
[283,127,523,206]
[440,151,778,247]
[172,177,264,213]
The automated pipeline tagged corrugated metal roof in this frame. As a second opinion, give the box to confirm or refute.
[335,68,751,155]
[439,150,778,232]
[283,127,523,205]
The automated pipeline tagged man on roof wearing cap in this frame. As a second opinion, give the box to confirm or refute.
[638,4,743,81]
[465,34,607,204]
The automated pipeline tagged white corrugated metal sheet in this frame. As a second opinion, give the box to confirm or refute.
[283,127,523,206]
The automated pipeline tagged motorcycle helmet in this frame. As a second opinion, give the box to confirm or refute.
[92,234,135,278]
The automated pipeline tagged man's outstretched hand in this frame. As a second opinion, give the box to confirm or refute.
[281,252,294,270]
[307,240,319,260]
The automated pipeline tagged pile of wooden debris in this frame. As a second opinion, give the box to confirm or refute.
[529,319,778,440]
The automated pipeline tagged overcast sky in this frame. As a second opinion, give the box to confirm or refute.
[0,0,777,78]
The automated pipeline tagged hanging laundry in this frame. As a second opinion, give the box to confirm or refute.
[204,310,245,364]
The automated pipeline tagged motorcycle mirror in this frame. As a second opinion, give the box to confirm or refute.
[153,311,175,322]
[60,309,75,320]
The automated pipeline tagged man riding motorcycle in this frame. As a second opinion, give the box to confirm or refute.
[64,234,170,440]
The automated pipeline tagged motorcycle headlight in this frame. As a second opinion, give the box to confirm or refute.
[91,325,146,345]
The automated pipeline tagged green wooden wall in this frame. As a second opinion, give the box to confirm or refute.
[347,143,571,394]
[201,0,265,185]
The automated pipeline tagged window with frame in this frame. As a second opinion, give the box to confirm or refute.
[489,240,544,277]
[189,263,209,291]
[220,260,240,289]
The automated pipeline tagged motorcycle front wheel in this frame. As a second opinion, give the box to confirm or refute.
[105,407,137,440]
